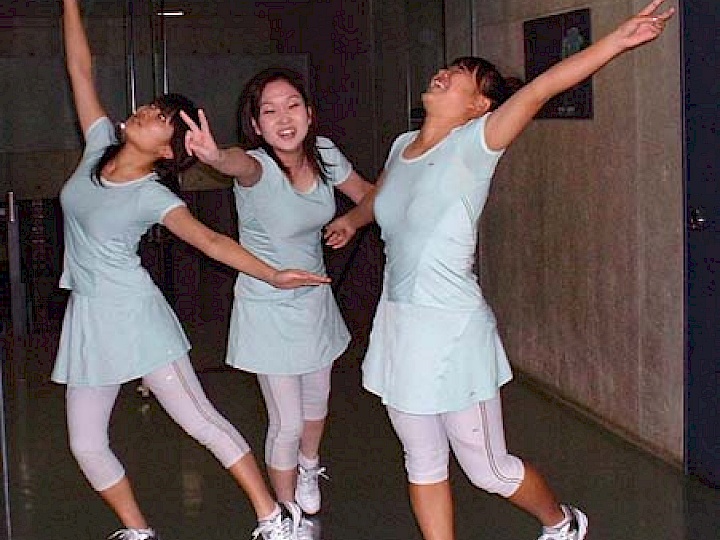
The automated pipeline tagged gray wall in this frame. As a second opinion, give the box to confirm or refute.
[446,0,684,464]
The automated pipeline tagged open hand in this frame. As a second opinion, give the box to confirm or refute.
[270,269,332,289]
[613,0,675,50]
[324,215,357,249]
[180,109,221,165]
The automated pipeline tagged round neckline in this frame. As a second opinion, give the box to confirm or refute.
[291,179,319,195]
[100,172,156,187]
[399,125,460,163]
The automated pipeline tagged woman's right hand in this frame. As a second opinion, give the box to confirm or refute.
[180,109,221,165]
[610,0,674,52]
[269,269,332,290]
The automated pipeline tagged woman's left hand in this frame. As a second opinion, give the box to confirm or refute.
[612,0,675,50]
[270,269,332,289]
[324,216,357,249]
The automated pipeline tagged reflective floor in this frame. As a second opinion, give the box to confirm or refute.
[1,333,719,540]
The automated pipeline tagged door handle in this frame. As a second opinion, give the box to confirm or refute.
[689,206,709,231]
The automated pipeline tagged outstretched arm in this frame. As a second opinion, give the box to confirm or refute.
[485,0,674,151]
[163,206,331,289]
[180,109,262,187]
[62,0,105,135]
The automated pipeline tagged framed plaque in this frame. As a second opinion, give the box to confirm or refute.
[524,8,592,119]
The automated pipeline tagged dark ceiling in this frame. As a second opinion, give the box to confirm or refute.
[4,1,312,19]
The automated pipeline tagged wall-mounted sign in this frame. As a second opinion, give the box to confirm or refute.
[524,8,592,119]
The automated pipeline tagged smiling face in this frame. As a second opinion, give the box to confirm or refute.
[251,79,312,156]
[422,65,488,120]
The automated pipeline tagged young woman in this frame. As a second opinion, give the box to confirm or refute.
[328,1,674,539]
[182,67,374,528]
[55,2,328,539]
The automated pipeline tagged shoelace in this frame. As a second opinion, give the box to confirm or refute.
[251,514,293,540]
[107,529,155,540]
[298,466,328,485]
[538,516,577,540]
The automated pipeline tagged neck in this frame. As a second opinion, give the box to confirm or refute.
[105,145,156,181]
[417,113,471,144]
[277,149,307,172]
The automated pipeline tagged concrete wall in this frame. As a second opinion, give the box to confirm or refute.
[446,0,684,464]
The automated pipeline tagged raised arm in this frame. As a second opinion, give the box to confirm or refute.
[180,109,262,186]
[162,206,330,289]
[62,0,105,135]
[484,0,674,151]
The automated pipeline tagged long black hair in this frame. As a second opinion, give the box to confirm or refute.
[238,67,330,183]
[92,93,201,193]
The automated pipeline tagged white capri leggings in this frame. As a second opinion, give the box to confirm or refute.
[387,394,525,498]
[66,356,250,491]
[257,365,332,470]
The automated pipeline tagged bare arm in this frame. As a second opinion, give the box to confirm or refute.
[163,206,331,288]
[336,170,375,204]
[484,0,675,151]
[325,171,384,249]
[180,109,262,186]
[62,0,105,135]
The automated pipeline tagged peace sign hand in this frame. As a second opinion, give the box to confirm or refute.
[613,0,675,51]
[179,109,221,165]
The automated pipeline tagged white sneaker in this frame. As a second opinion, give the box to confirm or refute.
[537,505,588,540]
[107,529,157,540]
[294,465,328,515]
[296,517,317,540]
[252,503,300,540]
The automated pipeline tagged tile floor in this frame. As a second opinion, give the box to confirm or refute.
[1,332,719,540]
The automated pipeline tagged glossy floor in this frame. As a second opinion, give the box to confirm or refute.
[1,338,719,540]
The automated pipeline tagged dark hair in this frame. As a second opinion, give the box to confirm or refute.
[92,93,200,193]
[450,57,523,111]
[238,67,329,183]
[504,76,525,94]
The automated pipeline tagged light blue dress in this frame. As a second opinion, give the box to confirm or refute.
[226,137,351,375]
[51,117,190,386]
[362,114,513,414]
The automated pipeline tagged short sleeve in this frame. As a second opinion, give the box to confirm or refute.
[245,149,277,183]
[83,117,118,157]
[316,137,353,186]
[383,131,415,169]
[137,180,186,226]
[464,114,504,158]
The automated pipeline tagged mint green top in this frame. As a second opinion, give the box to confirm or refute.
[226,137,351,374]
[52,117,190,386]
[363,114,513,413]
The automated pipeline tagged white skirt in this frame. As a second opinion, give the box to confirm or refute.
[362,295,513,414]
[52,291,190,386]
[227,284,350,375]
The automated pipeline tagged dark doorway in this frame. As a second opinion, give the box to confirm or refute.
[683,0,720,487]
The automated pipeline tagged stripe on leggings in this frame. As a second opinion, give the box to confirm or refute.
[478,401,523,487]
[171,362,248,458]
